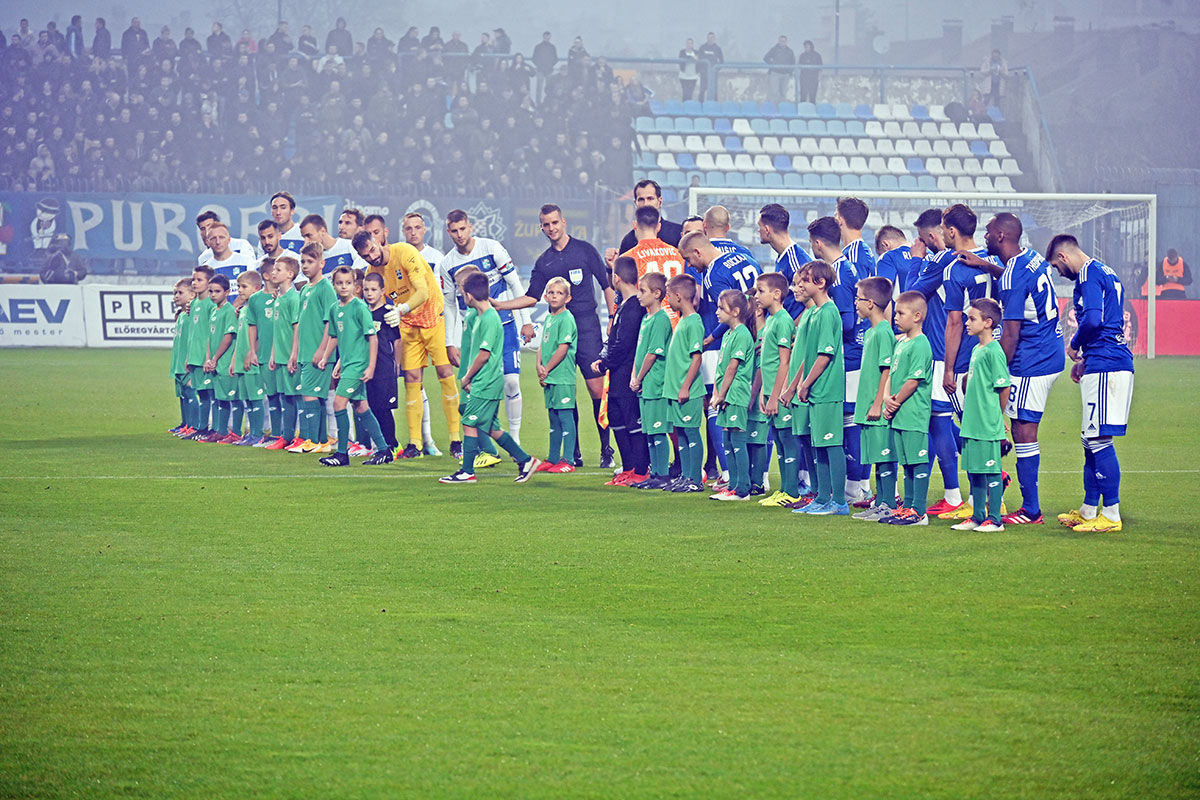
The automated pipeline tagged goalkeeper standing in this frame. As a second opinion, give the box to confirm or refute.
[352,231,462,459]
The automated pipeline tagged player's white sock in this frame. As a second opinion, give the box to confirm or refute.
[721,469,729,482]
[1080,503,1099,520]
[1101,503,1120,521]
[944,487,963,505]
[798,469,810,486]
[860,479,871,496]
[845,478,859,499]
[504,374,522,444]
[420,388,433,445]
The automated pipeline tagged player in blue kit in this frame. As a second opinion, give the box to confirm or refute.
[807,215,868,504]
[874,225,916,292]
[960,212,1066,525]
[1046,235,1135,533]
[758,203,811,319]
[940,204,1000,417]
[836,197,878,503]
[907,208,966,515]
[678,231,761,489]
[704,205,756,260]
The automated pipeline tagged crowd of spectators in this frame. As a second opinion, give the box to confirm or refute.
[0,16,636,197]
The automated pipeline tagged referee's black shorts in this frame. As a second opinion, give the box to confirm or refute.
[573,311,605,380]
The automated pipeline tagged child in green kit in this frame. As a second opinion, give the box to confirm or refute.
[450,265,502,468]
[882,291,935,526]
[169,278,196,436]
[793,260,848,515]
[709,289,755,500]
[313,266,395,466]
[851,276,900,521]
[537,277,579,473]
[245,259,279,446]
[201,275,238,442]
[630,272,673,489]
[183,265,216,439]
[286,242,336,453]
[784,268,817,501]
[951,298,1012,532]
[266,255,302,449]
[755,271,800,507]
[662,273,705,493]
[439,272,541,484]
[228,270,268,445]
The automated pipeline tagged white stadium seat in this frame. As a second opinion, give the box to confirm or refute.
[995,176,1016,192]
[939,122,959,139]
[963,158,983,176]
[895,139,915,158]
[704,134,725,152]
[944,157,964,175]
[645,134,666,152]
[849,156,869,173]
[811,155,831,172]
[830,155,851,173]
[920,122,941,139]
[743,136,764,154]
[932,140,953,157]
[989,140,1011,158]
[872,103,893,120]
[890,103,913,121]
[914,140,933,157]
[937,176,957,192]
[975,176,995,192]
[695,152,716,170]
[876,139,896,157]
[800,138,820,156]
[928,104,949,121]
[925,157,946,176]
[887,156,908,174]
[734,153,756,171]
[657,153,678,170]
[952,140,972,158]
[865,120,885,138]
[857,138,878,156]
[977,122,998,140]
[982,157,1002,175]
[902,121,922,139]
[780,136,801,155]
[762,136,782,155]
[959,122,979,139]
[732,118,753,136]
[883,121,903,138]
[715,153,735,170]
[792,155,811,171]
[753,154,775,171]
[838,138,857,156]
[956,176,975,191]
[665,135,685,151]
[868,156,888,174]
[818,137,839,155]
[685,134,705,152]
[1001,158,1022,176]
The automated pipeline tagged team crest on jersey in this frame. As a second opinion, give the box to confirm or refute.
[569,268,583,285]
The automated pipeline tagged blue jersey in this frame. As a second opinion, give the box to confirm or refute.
[943,246,999,374]
[437,239,523,326]
[774,242,811,318]
[711,236,755,260]
[842,239,876,283]
[1072,259,1134,374]
[830,254,868,370]
[699,249,760,350]
[908,248,957,362]
[999,248,1065,377]
[877,245,916,292]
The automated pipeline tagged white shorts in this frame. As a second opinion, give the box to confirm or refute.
[930,360,962,415]
[701,349,719,387]
[1081,370,1134,438]
[1006,372,1060,423]
[844,368,860,407]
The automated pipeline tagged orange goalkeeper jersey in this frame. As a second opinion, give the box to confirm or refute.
[623,237,687,325]
[368,242,444,329]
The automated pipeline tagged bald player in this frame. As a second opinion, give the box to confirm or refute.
[401,211,446,271]
[703,205,755,260]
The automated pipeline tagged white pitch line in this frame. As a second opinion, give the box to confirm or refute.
[1,469,1197,480]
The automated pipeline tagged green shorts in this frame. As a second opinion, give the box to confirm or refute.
[543,382,576,410]
[640,396,670,436]
[213,369,238,400]
[808,401,843,447]
[961,437,1003,474]
[769,401,795,430]
[462,395,501,432]
[892,427,930,465]
[716,402,748,430]
[269,365,295,396]
[188,364,213,392]
[669,395,704,429]
[174,373,187,398]
[237,369,266,402]
[791,401,810,437]
[747,414,769,444]
[299,361,329,396]
[335,369,368,401]
[860,423,896,465]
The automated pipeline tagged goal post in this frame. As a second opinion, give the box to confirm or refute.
[687,188,1160,358]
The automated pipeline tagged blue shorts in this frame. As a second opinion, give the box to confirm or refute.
[502,322,521,376]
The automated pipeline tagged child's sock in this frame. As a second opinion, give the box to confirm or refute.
[826,445,846,504]
[814,447,832,504]
[302,399,320,441]
[969,473,987,523]
[214,400,231,434]
[1014,441,1041,516]
[438,375,461,442]
[611,423,632,470]
[460,434,479,475]
[930,414,962,503]
[267,394,282,436]
[675,427,699,482]
[799,434,815,488]
[547,408,563,463]
[505,374,523,443]
[181,386,197,428]
[230,400,245,436]
[705,399,727,475]
[197,389,213,431]
[630,431,650,475]
[335,408,351,454]
[560,408,577,466]
[649,433,669,477]
[748,442,766,488]
[729,429,750,495]
[317,397,329,442]
[986,472,1005,524]
[248,400,265,437]
[876,462,898,508]
[178,395,188,428]
[282,395,298,440]
[479,432,498,455]
[494,430,530,464]
[355,409,388,451]
[1090,438,1121,513]
[371,400,397,449]
[906,463,931,516]
[404,382,423,447]
[778,431,799,497]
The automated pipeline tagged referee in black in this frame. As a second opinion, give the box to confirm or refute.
[495,204,616,468]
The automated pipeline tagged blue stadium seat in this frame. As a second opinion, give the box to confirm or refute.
[683,100,703,115]
[827,119,846,137]
[859,174,880,190]
[761,101,778,116]
[649,99,664,115]
[773,154,793,171]
[677,153,697,169]
[667,170,687,188]
[662,188,679,203]
[987,106,1005,123]
[779,101,798,117]
[693,117,713,133]
[706,171,725,185]
[822,173,841,189]
[898,175,918,190]
[649,170,668,184]
[725,172,746,187]
[842,174,861,190]
[917,175,937,191]
[878,174,899,190]
[721,100,740,116]
[702,100,721,115]
[911,104,931,121]
[741,100,760,115]
[906,157,927,175]
[803,173,821,189]
[784,172,803,188]
[970,140,990,158]
[750,118,769,135]
[724,136,744,153]
[655,117,674,132]
[809,119,828,136]
[636,153,656,169]
[764,172,784,188]
[635,116,654,133]
[664,99,685,115]
[835,102,854,119]
[816,102,837,119]
[855,103,874,119]
[845,119,866,137]
[714,118,733,134]
[769,118,788,135]
[797,101,818,119]
[788,119,808,136]
[675,117,695,133]
[744,172,765,187]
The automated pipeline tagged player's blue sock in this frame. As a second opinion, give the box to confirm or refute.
[355,410,387,451]
[843,414,862,485]
[930,414,960,491]
[197,389,213,431]
[906,463,931,516]
[877,462,898,509]
[968,473,987,523]
[559,409,577,467]
[281,395,297,440]
[231,400,246,436]
[705,395,727,473]
[461,435,478,475]
[1014,442,1041,516]
[778,431,799,497]
[648,433,669,477]
[1090,438,1121,507]
[813,447,831,505]
[748,442,766,489]
[494,431,530,464]
[826,445,846,503]
[214,400,231,434]
[267,394,283,437]
[547,409,563,464]
[728,429,750,495]
[248,401,265,437]
[1082,441,1101,507]
[799,434,815,489]
[335,408,351,454]
[986,473,1005,524]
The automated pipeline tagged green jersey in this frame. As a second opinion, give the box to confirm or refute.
[785,309,809,392]
[634,308,671,399]
[467,307,505,400]
[854,319,895,426]
[748,326,766,420]
[232,303,254,373]
[170,312,190,375]
[716,323,754,407]
[271,289,299,363]
[245,291,274,364]
[297,278,335,361]
[664,312,704,397]
[330,296,376,373]
[960,340,1010,441]
[458,307,478,382]
[186,296,215,366]
[803,300,844,404]
[889,333,933,432]
[539,309,578,385]
[208,302,237,373]
[758,309,793,396]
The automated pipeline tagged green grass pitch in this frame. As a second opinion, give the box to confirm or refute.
[1,349,1197,798]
